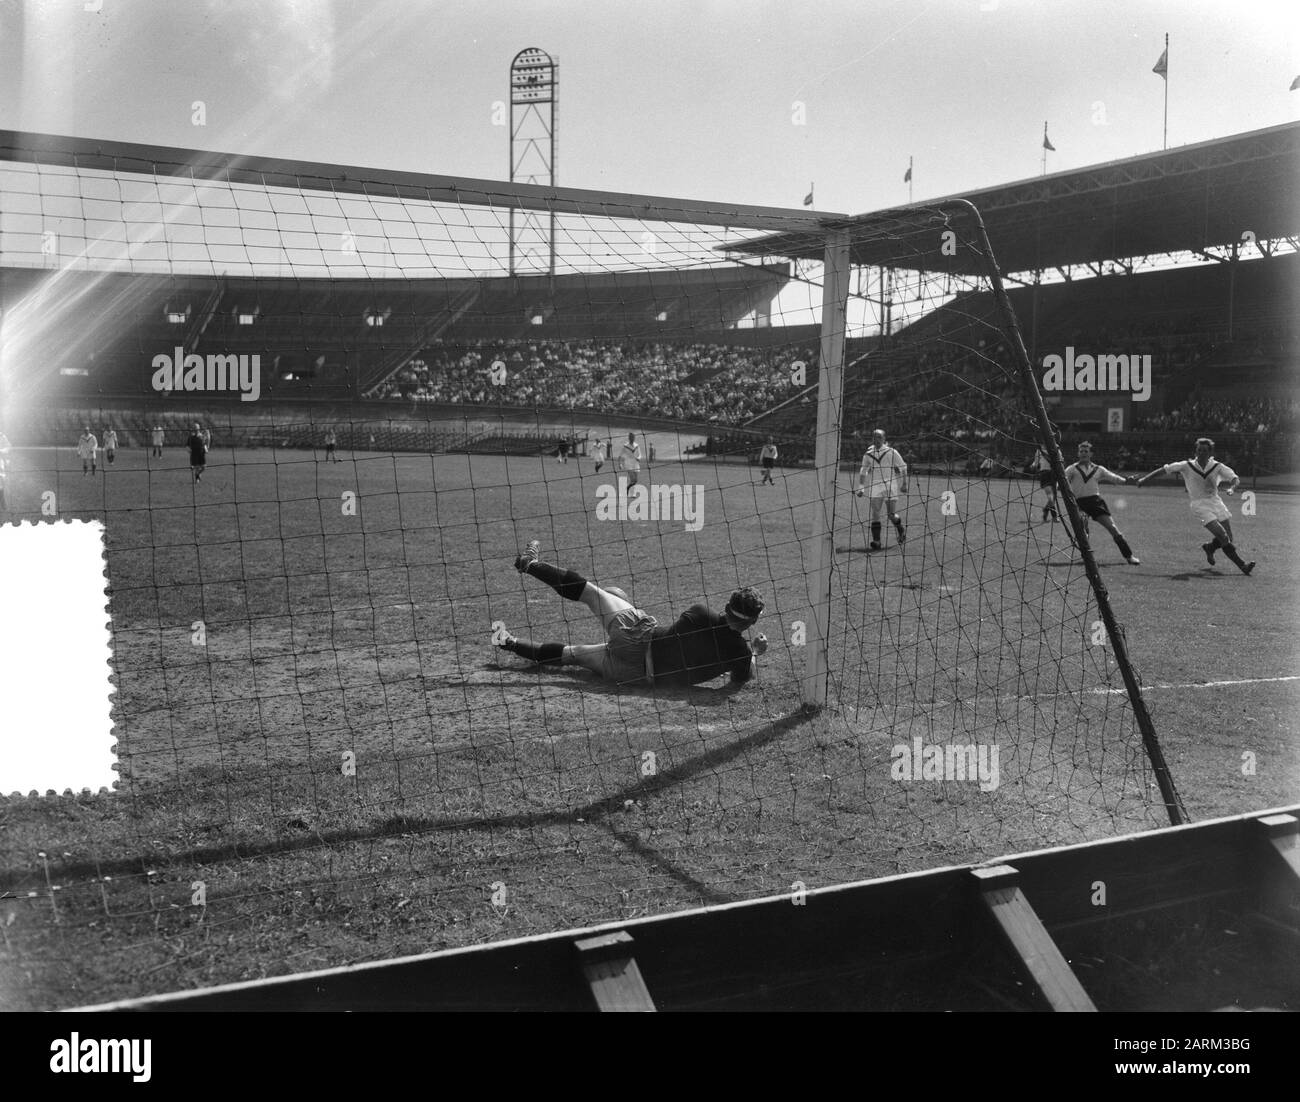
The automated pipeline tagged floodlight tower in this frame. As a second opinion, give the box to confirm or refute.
[509,47,557,277]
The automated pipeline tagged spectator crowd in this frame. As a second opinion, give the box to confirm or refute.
[372,338,816,426]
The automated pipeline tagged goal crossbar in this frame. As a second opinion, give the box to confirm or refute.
[0,129,848,235]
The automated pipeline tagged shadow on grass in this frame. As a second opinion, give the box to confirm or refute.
[469,662,757,706]
[603,822,734,904]
[29,707,822,883]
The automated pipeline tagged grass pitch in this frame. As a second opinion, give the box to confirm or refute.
[1,443,1296,1008]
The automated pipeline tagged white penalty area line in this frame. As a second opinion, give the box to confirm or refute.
[848,673,1300,717]
[1104,674,1300,696]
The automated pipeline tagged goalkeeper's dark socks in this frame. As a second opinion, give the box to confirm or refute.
[871,522,882,546]
[1114,534,1134,560]
[891,516,906,543]
[526,561,589,601]
[502,639,565,664]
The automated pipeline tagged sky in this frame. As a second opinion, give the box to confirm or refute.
[1,0,1297,216]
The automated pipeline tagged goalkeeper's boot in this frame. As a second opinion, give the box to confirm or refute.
[1201,540,1217,566]
[514,539,540,573]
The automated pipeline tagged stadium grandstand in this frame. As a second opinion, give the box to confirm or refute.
[3,123,1295,476]
[729,121,1299,476]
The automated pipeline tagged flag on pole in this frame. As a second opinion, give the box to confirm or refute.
[803,185,814,207]
[1153,47,1168,79]
[1042,124,1055,152]
[1290,75,1300,91]
[903,165,912,182]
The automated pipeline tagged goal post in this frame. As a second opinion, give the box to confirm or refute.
[804,228,850,708]
[0,129,1189,1008]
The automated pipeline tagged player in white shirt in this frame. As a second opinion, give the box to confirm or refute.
[103,428,118,465]
[855,429,908,550]
[759,440,779,485]
[77,428,98,476]
[150,426,164,457]
[1063,442,1140,565]
[589,437,607,473]
[1136,437,1254,574]
[619,432,643,489]
[1031,445,1059,522]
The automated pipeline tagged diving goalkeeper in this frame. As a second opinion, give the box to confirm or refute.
[496,541,768,687]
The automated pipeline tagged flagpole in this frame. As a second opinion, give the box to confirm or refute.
[908,156,913,204]
[1041,121,1047,176]
[1162,33,1169,150]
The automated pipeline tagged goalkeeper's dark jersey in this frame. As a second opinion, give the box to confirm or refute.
[649,604,753,685]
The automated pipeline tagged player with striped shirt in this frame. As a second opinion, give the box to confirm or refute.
[497,541,768,687]
[1136,437,1254,575]
[855,429,907,550]
[1063,442,1140,565]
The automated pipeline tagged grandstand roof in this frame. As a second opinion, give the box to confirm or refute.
[730,122,1300,276]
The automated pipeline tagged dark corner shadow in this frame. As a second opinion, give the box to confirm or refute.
[1166,569,1232,582]
[46,709,822,883]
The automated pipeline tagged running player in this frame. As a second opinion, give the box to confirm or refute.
[1063,442,1140,564]
[1136,437,1254,575]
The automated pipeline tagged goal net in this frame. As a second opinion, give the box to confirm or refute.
[0,131,1179,1007]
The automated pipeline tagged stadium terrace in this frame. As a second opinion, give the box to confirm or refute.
[150,348,261,402]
